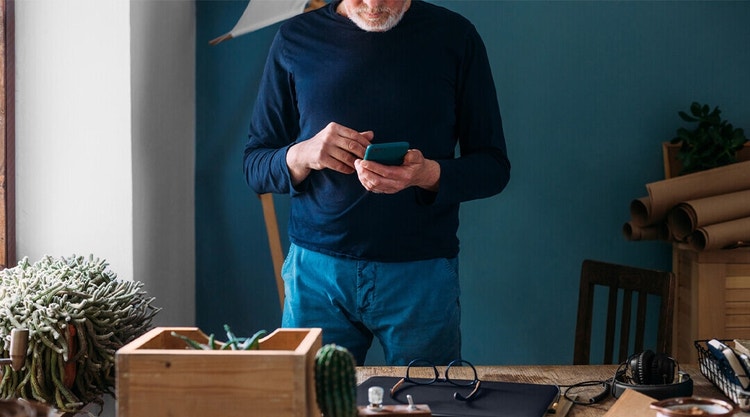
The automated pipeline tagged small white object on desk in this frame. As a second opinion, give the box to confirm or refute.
[357,386,432,416]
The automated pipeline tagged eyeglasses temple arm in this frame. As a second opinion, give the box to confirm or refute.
[454,380,481,402]
[390,377,406,397]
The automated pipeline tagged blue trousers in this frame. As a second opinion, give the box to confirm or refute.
[281,244,462,365]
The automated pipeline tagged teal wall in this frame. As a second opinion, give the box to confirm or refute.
[195,0,750,365]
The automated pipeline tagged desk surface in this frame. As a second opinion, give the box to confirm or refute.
[357,364,748,417]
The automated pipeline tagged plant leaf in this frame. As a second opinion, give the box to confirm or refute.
[678,111,698,122]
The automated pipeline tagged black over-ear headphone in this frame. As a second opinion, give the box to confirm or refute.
[612,350,694,400]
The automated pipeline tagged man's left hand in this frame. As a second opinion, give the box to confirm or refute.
[354,149,440,194]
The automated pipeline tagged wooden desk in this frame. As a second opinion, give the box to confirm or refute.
[357,365,748,417]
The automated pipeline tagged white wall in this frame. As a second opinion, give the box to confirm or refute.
[15,0,134,278]
[130,0,196,328]
[15,0,196,415]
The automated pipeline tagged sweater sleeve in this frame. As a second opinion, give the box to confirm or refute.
[432,25,511,206]
[243,30,301,195]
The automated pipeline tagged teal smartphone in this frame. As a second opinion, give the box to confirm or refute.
[363,142,410,166]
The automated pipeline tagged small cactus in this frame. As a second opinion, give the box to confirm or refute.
[315,344,357,417]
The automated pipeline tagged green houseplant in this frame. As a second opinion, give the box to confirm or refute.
[669,101,748,176]
[0,255,160,412]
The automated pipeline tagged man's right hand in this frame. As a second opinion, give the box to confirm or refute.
[286,122,374,185]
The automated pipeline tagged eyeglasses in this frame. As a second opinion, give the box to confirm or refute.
[390,358,482,402]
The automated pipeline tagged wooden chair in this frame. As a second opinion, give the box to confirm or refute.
[573,259,676,365]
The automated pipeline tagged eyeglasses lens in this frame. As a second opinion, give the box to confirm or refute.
[405,359,439,384]
[445,359,479,386]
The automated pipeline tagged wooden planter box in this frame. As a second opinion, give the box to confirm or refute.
[116,327,322,417]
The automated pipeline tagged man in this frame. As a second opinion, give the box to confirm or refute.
[243,0,510,365]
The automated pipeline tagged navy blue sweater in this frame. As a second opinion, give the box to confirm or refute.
[243,0,510,261]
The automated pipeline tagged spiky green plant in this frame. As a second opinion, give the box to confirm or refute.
[314,344,357,417]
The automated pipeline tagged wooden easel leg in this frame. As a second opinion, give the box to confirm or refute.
[259,193,285,310]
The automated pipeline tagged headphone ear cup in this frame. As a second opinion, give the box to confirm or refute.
[628,353,641,382]
[633,350,654,385]
[651,353,675,384]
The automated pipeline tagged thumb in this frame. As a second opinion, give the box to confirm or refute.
[403,149,422,163]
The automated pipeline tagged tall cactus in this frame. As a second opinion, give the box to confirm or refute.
[315,344,357,417]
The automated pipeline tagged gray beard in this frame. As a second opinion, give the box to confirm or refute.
[347,3,408,32]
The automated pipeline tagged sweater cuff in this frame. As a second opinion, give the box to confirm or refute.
[285,143,309,196]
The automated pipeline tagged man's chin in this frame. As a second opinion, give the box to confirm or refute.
[351,16,398,32]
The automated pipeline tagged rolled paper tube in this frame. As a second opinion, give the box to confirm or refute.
[667,189,750,240]
[630,160,750,226]
[623,221,669,241]
[629,197,652,227]
[689,217,750,251]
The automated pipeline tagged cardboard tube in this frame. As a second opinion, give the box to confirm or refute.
[689,217,750,251]
[630,160,750,226]
[623,221,669,241]
[667,190,750,240]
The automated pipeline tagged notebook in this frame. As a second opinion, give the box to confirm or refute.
[357,376,560,417]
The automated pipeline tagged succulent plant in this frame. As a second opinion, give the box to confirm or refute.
[671,101,748,175]
[0,255,160,412]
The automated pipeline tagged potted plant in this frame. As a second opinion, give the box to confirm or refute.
[664,101,749,178]
[0,255,160,413]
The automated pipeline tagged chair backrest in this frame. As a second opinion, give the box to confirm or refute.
[573,259,676,365]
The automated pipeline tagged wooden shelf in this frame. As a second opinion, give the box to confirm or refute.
[672,243,750,362]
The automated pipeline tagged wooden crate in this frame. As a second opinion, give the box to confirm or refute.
[672,245,750,363]
[116,327,322,417]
